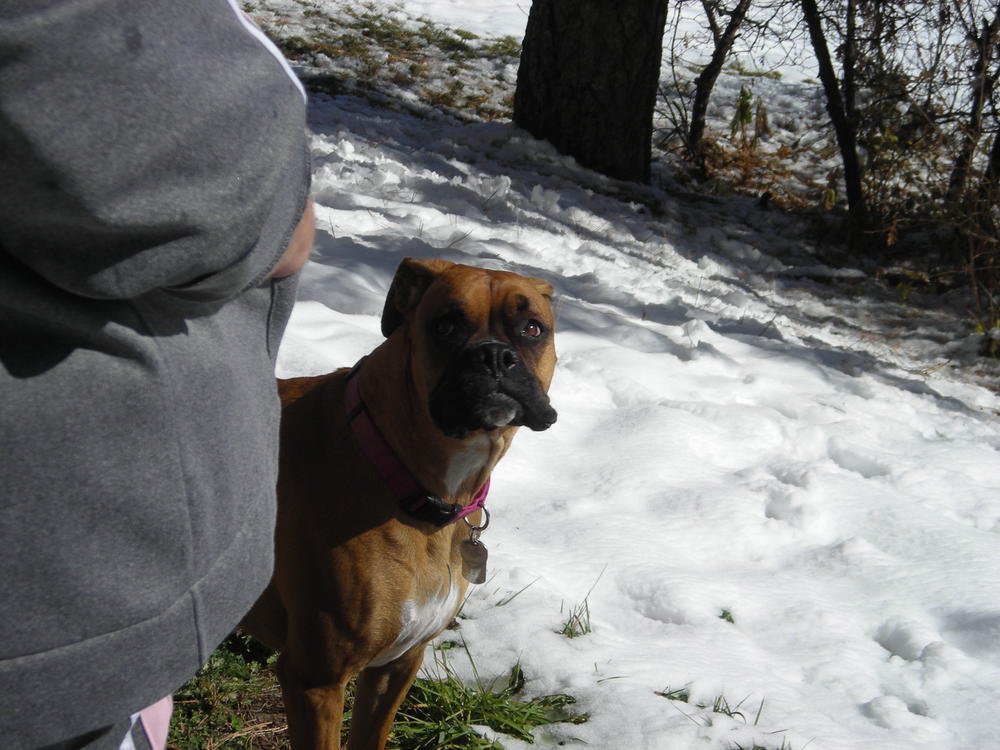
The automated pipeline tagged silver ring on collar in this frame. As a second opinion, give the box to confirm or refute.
[463,506,490,534]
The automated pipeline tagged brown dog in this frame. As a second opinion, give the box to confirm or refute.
[242,258,558,750]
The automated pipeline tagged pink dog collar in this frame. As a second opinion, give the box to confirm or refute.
[344,359,489,527]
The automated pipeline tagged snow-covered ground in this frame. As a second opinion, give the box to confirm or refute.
[267,3,1000,748]
[374,0,530,39]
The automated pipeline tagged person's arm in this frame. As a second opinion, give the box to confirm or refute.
[268,197,315,280]
[0,0,311,301]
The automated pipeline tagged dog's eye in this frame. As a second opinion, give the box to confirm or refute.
[434,319,456,338]
[521,320,544,338]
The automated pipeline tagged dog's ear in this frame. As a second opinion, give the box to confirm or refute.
[381,257,454,337]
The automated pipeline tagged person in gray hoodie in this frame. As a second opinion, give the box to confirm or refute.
[0,2,314,748]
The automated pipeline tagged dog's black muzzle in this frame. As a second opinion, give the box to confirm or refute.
[429,340,557,439]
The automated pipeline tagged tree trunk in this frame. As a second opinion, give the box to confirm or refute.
[983,124,1000,197]
[842,0,858,125]
[970,121,1000,235]
[688,0,753,169]
[948,10,1000,206]
[801,0,868,229]
[513,0,669,184]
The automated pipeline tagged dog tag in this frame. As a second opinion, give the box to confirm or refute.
[460,538,488,584]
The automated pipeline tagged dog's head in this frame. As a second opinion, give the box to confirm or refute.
[381,257,557,439]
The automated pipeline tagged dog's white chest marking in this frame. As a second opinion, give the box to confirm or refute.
[369,579,461,668]
[444,435,490,498]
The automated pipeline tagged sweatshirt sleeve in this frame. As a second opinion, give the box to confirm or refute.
[0,0,310,302]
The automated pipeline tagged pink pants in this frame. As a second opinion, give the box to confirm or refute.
[121,696,173,750]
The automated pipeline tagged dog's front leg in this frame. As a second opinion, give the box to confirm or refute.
[346,645,426,750]
[277,651,350,750]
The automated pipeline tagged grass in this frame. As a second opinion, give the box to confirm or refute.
[486,35,520,58]
[393,651,587,748]
[556,567,605,638]
[557,598,592,638]
[169,635,586,749]
[168,635,284,750]
[727,61,783,81]
[656,686,800,750]
[252,0,520,121]
[655,685,761,723]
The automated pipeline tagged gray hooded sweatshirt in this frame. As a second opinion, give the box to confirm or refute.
[0,2,311,747]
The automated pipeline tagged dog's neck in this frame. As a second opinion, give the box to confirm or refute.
[357,334,515,504]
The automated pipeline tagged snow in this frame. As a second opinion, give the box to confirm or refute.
[269,3,1000,748]
[384,0,530,38]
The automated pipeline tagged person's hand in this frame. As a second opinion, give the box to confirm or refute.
[268,196,315,279]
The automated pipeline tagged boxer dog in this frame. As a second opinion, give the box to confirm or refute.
[242,258,557,750]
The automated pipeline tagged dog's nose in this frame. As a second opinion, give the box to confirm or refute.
[471,341,518,379]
